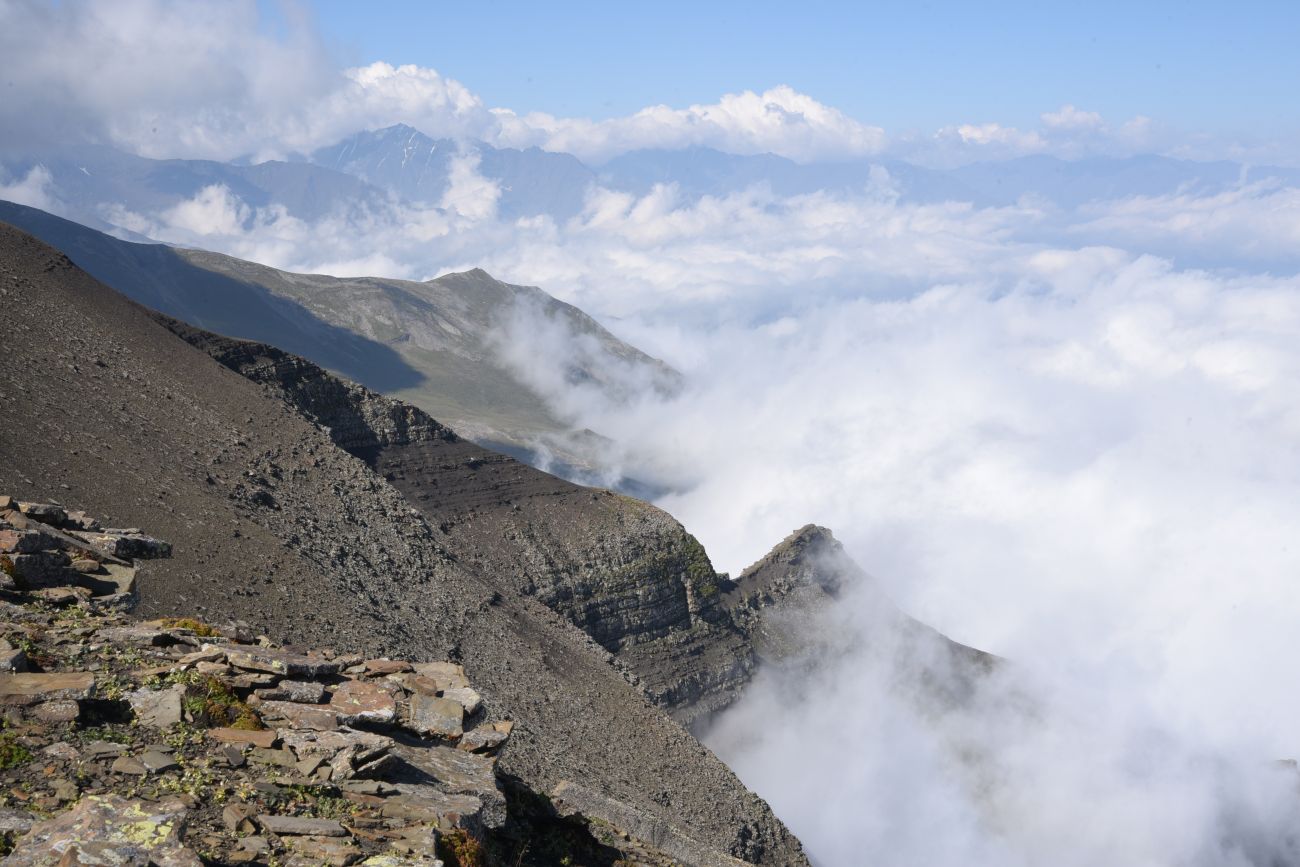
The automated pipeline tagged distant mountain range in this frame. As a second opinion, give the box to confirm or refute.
[6,125,1299,243]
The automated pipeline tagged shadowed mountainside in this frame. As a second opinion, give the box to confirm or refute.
[0,200,677,478]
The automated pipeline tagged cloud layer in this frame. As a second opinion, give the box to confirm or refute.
[2,0,1275,167]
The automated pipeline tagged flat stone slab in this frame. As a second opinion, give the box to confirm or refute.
[363,658,412,675]
[329,679,398,725]
[284,834,360,866]
[257,700,339,731]
[255,679,328,703]
[257,814,347,836]
[441,686,482,716]
[406,693,463,738]
[5,795,199,867]
[226,646,340,678]
[280,728,393,765]
[128,684,185,728]
[459,720,513,753]
[0,671,94,705]
[208,727,279,748]
[410,661,469,691]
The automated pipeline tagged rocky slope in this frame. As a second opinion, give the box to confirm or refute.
[153,319,753,726]
[0,495,745,866]
[0,201,678,479]
[0,223,806,866]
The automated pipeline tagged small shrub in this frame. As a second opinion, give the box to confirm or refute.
[0,733,33,770]
[438,829,486,867]
[172,672,261,730]
[0,555,14,579]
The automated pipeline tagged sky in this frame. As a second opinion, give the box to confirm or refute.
[7,1,1300,863]
[308,0,1300,137]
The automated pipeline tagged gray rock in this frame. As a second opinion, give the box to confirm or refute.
[256,814,347,836]
[226,646,340,678]
[3,794,200,866]
[127,684,185,728]
[406,694,463,738]
[255,679,327,703]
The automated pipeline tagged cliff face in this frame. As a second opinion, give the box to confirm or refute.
[159,320,755,726]
[724,524,998,708]
[0,224,806,866]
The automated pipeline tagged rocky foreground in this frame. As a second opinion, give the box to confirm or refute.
[0,496,740,866]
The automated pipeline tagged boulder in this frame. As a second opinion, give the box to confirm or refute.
[256,700,339,731]
[127,684,185,728]
[4,794,200,867]
[255,679,328,703]
[257,814,347,836]
[329,680,398,725]
[406,694,463,739]
[440,687,482,716]
[208,727,279,749]
[410,662,469,691]
[226,646,341,678]
[0,671,95,705]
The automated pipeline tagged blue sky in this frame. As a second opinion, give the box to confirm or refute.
[307,0,1299,136]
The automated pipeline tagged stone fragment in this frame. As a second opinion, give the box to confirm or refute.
[111,756,148,775]
[256,814,347,836]
[0,495,14,511]
[329,679,398,724]
[32,586,91,606]
[0,807,34,835]
[0,641,27,673]
[222,802,258,833]
[32,699,80,723]
[219,745,247,769]
[127,684,185,728]
[411,661,469,691]
[363,658,412,675]
[406,693,463,738]
[178,646,227,665]
[255,679,327,703]
[458,720,513,753]
[84,740,128,759]
[226,646,340,678]
[51,779,79,803]
[139,750,180,773]
[17,501,66,525]
[228,836,270,864]
[63,510,102,532]
[256,700,339,731]
[78,531,171,560]
[0,671,95,705]
[208,727,278,748]
[4,794,199,867]
[441,687,482,716]
[0,527,57,554]
[42,741,81,762]
[248,747,297,768]
[284,834,361,866]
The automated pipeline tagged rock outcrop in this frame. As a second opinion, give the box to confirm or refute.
[155,320,754,726]
[723,525,997,706]
[0,497,759,866]
[0,224,808,866]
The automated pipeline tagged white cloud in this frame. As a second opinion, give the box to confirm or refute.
[493,85,887,164]
[1041,103,1105,131]
[0,165,59,212]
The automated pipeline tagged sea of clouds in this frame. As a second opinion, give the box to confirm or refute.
[6,2,1300,863]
